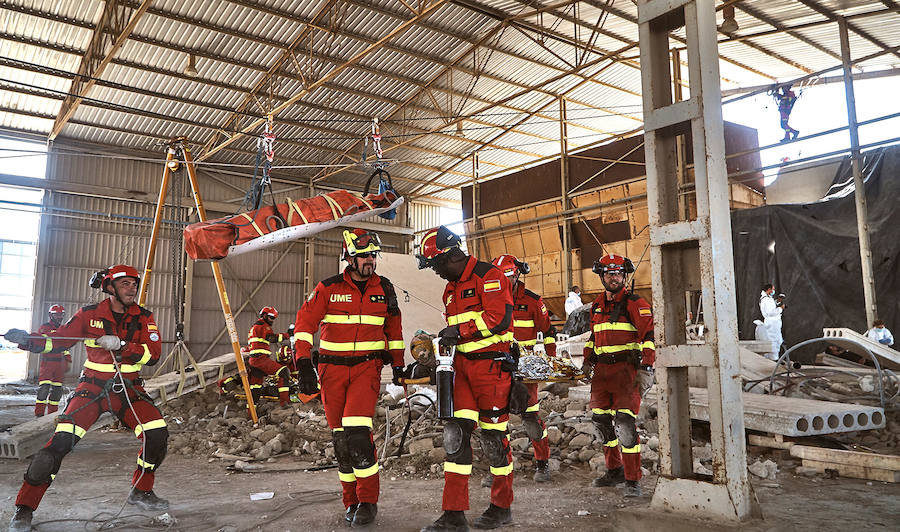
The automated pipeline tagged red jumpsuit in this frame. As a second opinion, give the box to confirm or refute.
[294,269,404,509]
[441,256,515,511]
[15,299,165,511]
[33,321,71,416]
[511,282,556,462]
[247,320,289,405]
[584,289,655,482]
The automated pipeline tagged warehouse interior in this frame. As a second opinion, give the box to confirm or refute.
[1,1,899,531]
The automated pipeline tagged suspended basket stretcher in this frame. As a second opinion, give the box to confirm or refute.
[184,188,404,260]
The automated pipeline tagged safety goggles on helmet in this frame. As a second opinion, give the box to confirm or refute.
[342,229,381,260]
[416,226,461,270]
[259,306,278,320]
[592,254,635,276]
[91,265,141,294]
[491,254,530,278]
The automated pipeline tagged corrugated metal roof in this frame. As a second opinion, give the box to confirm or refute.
[2,0,898,204]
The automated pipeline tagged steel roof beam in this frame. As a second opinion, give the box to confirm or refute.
[797,0,900,63]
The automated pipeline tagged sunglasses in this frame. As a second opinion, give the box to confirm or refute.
[353,252,377,259]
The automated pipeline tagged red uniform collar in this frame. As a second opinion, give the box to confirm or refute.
[456,255,478,283]
[95,298,140,321]
[602,289,629,306]
[513,281,526,300]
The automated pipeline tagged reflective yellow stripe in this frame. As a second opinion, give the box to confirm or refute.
[83,360,144,373]
[277,387,290,392]
[479,420,508,431]
[249,349,272,355]
[40,337,53,354]
[39,380,53,385]
[134,418,167,437]
[541,429,548,439]
[518,339,537,346]
[137,457,157,470]
[621,444,641,454]
[342,416,373,429]
[387,340,405,350]
[640,340,655,350]
[594,342,640,354]
[617,409,637,418]
[543,337,555,344]
[55,423,86,438]
[84,339,99,348]
[51,381,62,386]
[35,398,49,404]
[447,311,490,333]
[248,337,270,344]
[585,340,594,349]
[490,463,514,476]
[338,471,357,482]
[320,339,386,352]
[250,384,262,389]
[444,462,473,475]
[525,403,540,413]
[513,319,535,328]
[50,473,56,480]
[456,331,514,353]
[592,408,615,415]
[136,345,151,366]
[322,314,386,325]
[454,409,479,422]
[353,463,379,478]
[333,427,344,432]
[48,400,59,405]
[294,332,314,344]
[594,322,638,332]
[604,439,619,448]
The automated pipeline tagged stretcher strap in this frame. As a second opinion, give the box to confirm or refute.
[287,198,309,225]
[322,194,344,220]
[239,212,265,236]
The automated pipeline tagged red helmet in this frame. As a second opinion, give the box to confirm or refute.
[491,255,530,278]
[342,229,381,261]
[95,265,140,294]
[48,304,65,314]
[416,226,461,269]
[259,306,278,320]
[592,254,635,275]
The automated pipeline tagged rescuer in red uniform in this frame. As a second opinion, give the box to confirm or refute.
[5,265,169,532]
[294,229,405,528]
[581,254,655,498]
[33,304,71,416]
[418,226,516,532]
[247,306,291,406]
[491,254,556,483]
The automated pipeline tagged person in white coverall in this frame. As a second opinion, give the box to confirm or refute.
[866,319,894,347]
[759,284,783,361]
[565,286,583,317]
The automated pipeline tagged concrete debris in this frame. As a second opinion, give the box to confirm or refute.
[151,513,177,526]
[749,459,779,480]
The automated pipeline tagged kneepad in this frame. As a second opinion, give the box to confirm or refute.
[142,427,169,467]
[345,426,376,469]
[332,430,352,469]
[522,412,544,441]
[592,413,616,444]
[479,429,508,467]
[614,411,638,449]
[442,418,473,458]
[24,432,75,485]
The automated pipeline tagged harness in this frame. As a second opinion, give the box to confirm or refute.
[591,292,643,366]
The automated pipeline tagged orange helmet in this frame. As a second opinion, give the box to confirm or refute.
[259,306,278,320]
[592,254,634,275]
[491,255,529,278]
[342,229,381,261]
[416,226,461,269]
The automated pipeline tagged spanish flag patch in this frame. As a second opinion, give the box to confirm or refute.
[639,308,652,316]
[483,280,501,292]
[148,324,158,331]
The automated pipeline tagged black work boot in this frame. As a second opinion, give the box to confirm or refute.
[471,504,512,529]
[591,466,625,487]
[533,460,551,482]
[344,503,359,524]
[126,489,169,511]
[421,510,469,532]
[623,480,642,498]
[8,505,33,532]
[351,502,377,527]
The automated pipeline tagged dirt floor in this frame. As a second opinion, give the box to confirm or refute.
[1,428,898,532]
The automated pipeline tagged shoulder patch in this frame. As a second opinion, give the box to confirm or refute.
[523,289,541,301]
[483,280,501,293]
[322,274,344,287]
[472,260,493,277]
[639,308,652,316]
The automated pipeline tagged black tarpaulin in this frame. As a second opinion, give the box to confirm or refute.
[731,146,900,352]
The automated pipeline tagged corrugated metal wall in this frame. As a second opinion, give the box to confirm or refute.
[30,143,417,377]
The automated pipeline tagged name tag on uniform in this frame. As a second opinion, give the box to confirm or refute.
[516,304,529,311]
[370,294,386,303]
[462,288,476,299]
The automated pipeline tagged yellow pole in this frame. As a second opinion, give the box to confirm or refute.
[138,148,175,306]
[181,143,259,423]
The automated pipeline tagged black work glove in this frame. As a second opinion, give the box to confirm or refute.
[391,366,405,386]
[629,350,643,369]
[581,353,597,379]
[508,378,531,415]
[297,358,319,395]
[4,328,28,346]
[438,325,461,347]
